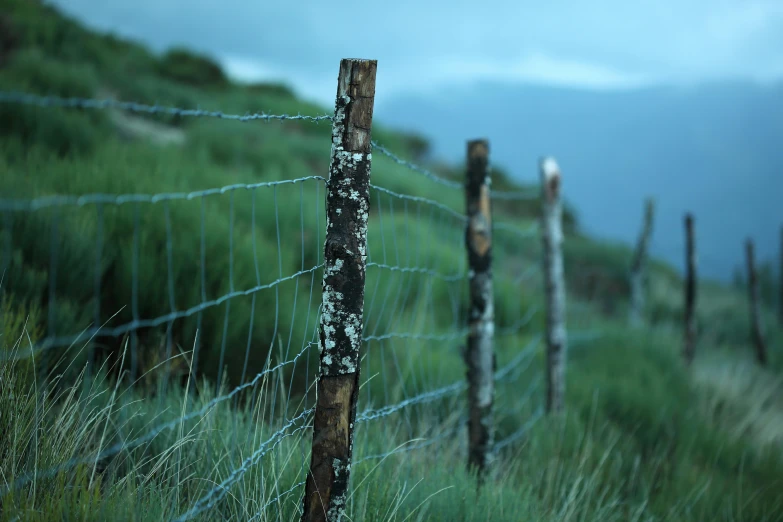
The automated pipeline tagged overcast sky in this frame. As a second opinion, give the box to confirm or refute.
[53,0,783,107]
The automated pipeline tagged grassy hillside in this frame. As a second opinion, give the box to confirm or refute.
[1,1,783,520]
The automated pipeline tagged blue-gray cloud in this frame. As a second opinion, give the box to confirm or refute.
[53,0,783,105]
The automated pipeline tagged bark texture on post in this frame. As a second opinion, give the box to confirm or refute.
[629,198,655,327]
[464,139,495,477]
[746,239,768,366]
[301,58,376,522]
[683,214,697,365]
[540,157,567,414]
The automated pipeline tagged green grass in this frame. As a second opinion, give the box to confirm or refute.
[3,311,783,521]
[1,1,783,520]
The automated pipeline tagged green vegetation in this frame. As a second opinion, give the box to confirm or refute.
[1,1,782,520]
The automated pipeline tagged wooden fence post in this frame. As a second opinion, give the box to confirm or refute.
[464,139,495,477]
[629,198,654,326]
[540,157,567,414]
[779,225,783,326]
[683,213,697,365]
[746,239,768,366]
[301,58,376,522]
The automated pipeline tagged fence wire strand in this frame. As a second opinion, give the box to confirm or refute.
[0,88,605,521]
[0,91,333,123]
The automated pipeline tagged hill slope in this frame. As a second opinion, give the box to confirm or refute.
[1,2,783,521]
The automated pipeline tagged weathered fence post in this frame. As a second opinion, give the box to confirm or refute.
[683,213,697,365]
[464,139,495,477]
[301,58,376,522]
[745,239,768,366]
[629,198,655,326]
[540,157,567,414]
[779,225,783,326]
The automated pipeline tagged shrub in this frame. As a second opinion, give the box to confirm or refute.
[244,81,296,98]
[0,50,108,156]
[157,48,229,89]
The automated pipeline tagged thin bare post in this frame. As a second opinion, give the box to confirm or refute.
[683,213,697,365]
[629,198,655,326]
[746,239,768,366]
[301,58,376,522]
[540,157,567,414]
[464,139,495,477]
[779,226,783,326]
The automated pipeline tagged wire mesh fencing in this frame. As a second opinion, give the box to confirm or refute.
[0,62,596,521]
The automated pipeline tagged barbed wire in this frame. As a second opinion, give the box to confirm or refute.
[495,336,541,382]
[357,334,540,424]
[363,330,467,343]
[168,334,546,519]
[366,262,465,283]
[171,408,315,522]
[2,264,325,361]
[0,341,317,498]
[0,91,333,123]
[357,381,466,424]
[354,421,466,466]
[172,333,548,519]
[0,176,325,212]
[495,406,545,451]
[370,142,463,190]
[0,86,605,520]
[0,90,541,202]
[369,184,467,222]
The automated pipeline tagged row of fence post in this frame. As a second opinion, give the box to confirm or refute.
[301,57,781,522]
[630,207,779,368]
[301,59,569,521]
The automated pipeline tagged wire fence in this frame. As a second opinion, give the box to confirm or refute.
[0,86,598,521]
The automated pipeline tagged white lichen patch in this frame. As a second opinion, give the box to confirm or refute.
[333,149,368,175]
[319,283,363,376]
[327,458,351,521]
[328,258,344,275]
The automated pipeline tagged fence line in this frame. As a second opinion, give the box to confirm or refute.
[0,90,542,204]
[0,176,327,212]
[1,61,769,520]
[0,68,601,522]
[0,91,334,123]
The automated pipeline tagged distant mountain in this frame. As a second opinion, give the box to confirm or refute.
[375,81,783,281]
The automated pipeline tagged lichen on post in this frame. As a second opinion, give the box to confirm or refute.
[629,198,655,327]
[683,213,697,365]
[746,239,768,367]
[464,139,495,477]
[301,58,376,522]
[540,156,567,414]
